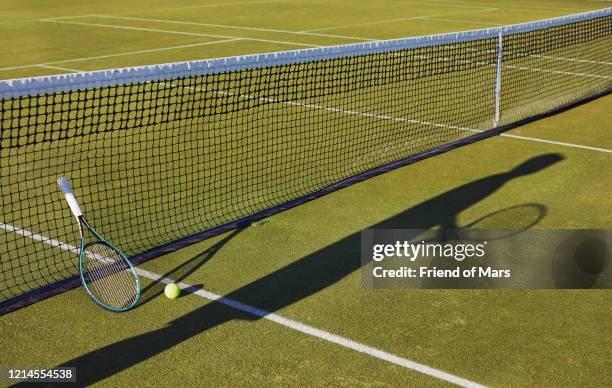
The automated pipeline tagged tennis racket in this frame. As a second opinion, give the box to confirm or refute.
[57,176,141,312]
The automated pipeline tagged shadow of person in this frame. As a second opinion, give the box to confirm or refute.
[51,153,563,386]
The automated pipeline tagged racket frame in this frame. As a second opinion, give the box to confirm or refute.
[58,176,141,312]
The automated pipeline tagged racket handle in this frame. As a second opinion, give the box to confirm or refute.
[57,176,83,217]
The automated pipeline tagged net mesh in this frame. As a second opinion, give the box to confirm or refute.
[1,10,611,307]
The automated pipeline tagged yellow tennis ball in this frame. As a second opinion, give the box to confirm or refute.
[164,283,181,299]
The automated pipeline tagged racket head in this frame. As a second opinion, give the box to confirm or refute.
[79,238,141,312]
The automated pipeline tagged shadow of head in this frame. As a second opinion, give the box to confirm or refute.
[552,232,611,289]
[574,237,610,275]
[508,153,564,177]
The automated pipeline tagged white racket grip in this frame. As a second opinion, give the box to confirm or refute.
[57,176,83,217]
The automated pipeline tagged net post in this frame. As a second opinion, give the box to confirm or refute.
[493,31,503,128]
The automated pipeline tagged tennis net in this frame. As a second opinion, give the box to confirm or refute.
[1,8,610,312]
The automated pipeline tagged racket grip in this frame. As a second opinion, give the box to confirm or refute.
[57,176,83,217]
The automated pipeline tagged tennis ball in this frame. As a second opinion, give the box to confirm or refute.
[164,283,181,299]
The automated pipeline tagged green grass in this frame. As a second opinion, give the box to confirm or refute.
[1,0,611,387]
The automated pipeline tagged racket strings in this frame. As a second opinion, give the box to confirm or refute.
[84,242,139,309]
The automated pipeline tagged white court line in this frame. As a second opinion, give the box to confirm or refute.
[301,8,498,32]
[38,64,85,72]
[504,64,611,80]
[0,40,242,73]
[422,0,588,12]
[500,134,612,153]
[376,0,503,10]
[0,221,486,388]
[94,15,375,42]
[40,14,100,21]
[505,52,612,66]
[0,18,45,25]
[393,49,612,80]
[50,0,285,17]
[394,51,611,81]
[159,79,476,133]
[0,223,81,255]
[120,0,286,15]
[40,19,321,48]
[444,54,610,80]
[423,17,503,26]
[452,45,612,66]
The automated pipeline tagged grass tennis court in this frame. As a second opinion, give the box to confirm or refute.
[1,0,611,386]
